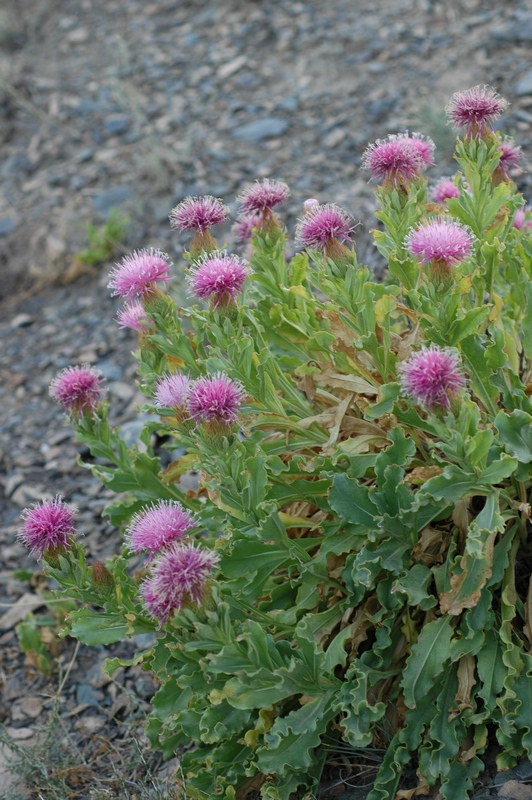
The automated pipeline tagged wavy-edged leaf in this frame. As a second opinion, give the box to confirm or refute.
[402,616,453,709]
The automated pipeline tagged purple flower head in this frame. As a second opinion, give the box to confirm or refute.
[187,251,249,307]
[514,207,532,232]
[295,203,355,253]
[116,300,154,333]
[154,373,190,410]
[18,495,78,560]
[140,542,219,625]
[446,85,508,139]
[108,249,171,300]
[406,133,436,168]
[125,500,196,556]
[50,364,104,419]
[188,373,245,426]
[232,213,262,244]
[405,219,474,266]
[362,133,433,188]
[237,179,290,214]
[499,138,521,172]
[432,177,461,204]
[169,196,229,234]
[399,346,465,411]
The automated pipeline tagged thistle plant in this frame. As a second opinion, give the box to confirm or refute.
[17,86,532,800]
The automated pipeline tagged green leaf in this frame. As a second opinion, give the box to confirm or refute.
[257,693,335,774]
[364,382,400,421]
[402,616,453,709]
[69,608,144,646]
[328,474,379,529]
[417,465,483,504]
[440,493,505,615]
[494,409,532,463]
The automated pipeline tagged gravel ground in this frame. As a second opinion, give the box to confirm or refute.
[1,0,532,797]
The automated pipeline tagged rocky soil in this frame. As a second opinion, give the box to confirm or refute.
[1,0,532,797]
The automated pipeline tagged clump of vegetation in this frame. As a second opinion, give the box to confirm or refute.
[15,86,532,799]
[74,209,130,268]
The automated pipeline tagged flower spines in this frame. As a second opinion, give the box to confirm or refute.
[154,373,190,411]
[432,177,461,204]
[405,219,474,266]
[140,542,219,625]
[494,137,522,185]
[18,495,78,561]
[108,249,172,300]
[362,132,435,190]
[188,373,245,428]
[49,364,104,419]
[170,196,229,257]
[237,178,289,236]
[445,85,508,141]
[295,203,354,252]
[125,499,197,556]
[187,250,249,310]
[399,346,465,411]
[116,300,154,332]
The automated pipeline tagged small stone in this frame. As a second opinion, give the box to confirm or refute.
[92,186,132,220]
[11,484,52,508]
[76,148,94,163]
[5,726,35,740]
[103,115,131,137]
[0,218,15,237]
[9,313,34,328]
[75,715,106,736]
[109,381,135,402]
[218,56,247,79]
[19,696,43,718]
[76,683,104,708]
[4,472,24,497]
[497,781,532,800]
[232,117,289,142]
[516,71,532,97]
[515,760,532,781]
[0,593,43,631]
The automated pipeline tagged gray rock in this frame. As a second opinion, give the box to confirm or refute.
[92,186,132,220]
[104,115,131,137]
[0,218,15,237]
[232,117,289,142]
[76,148,94,163]
[76,683,104,708]
[516,70,532,96]
[515,759,532,781]
[491,14,532,42]
[96,359,123,381]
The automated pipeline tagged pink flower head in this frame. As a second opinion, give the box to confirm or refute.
[499,138,521,171]
[237,179,290,214]
[432,177,461,204]
[116,300,154,332]
[295,203,355,253]
[232,213,262,243]
[187,250,249,307]
[446,85,508,140]
[140,542,219,625]
[362,133,434,188]
[154,373,190,409]
[169,196,229,233]
[405,219,474,266]
[18,495,78,560]
[108,249,171,299]
[125,500,196,556]
[188,373,245,426]
[405,132,436,168]
[514,207,532,232]
[399,346,465,411]
[50,364,104,419]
